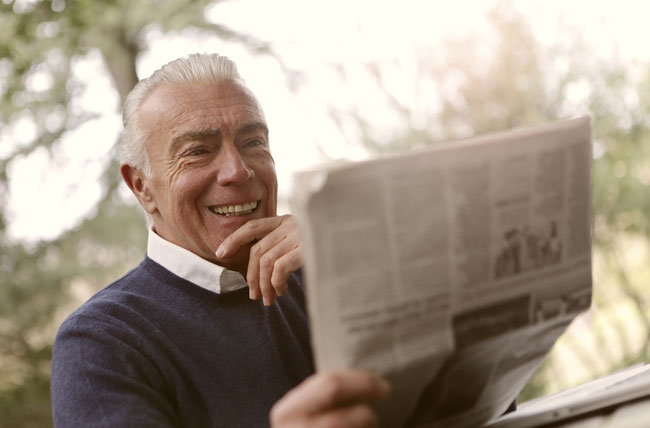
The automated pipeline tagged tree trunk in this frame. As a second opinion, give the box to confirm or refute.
[102,33,140,107]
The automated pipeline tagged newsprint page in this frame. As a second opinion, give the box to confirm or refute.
[291,117,593,428]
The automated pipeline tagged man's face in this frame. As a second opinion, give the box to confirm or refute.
[136,79,277,269]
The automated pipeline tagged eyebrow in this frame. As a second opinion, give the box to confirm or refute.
[170,129,222,154]
[237,121,269,137]
[169,121,269,153]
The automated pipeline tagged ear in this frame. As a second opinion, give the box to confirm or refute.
[120,164,157,214]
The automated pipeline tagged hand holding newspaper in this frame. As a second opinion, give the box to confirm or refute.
[290,117,593,428]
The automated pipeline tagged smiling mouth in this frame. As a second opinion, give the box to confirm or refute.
[209,201,259,216]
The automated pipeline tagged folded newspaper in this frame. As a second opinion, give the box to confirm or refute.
[290,117,593,428]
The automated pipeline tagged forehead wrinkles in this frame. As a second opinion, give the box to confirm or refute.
[137,81,266,163]
[166,84,265,137]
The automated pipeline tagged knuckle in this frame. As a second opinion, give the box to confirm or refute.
[286,216,299,230]
[259,253,274,270]
[353,406,378,427]
[246,219,263,231]
[250,243,264,258]
[319,373,345,403]
[272,258,290,276]
[269,402,287,425]
[271,277,287,292]
[272,280,288,296]
[246,270,258,287]
[272,275,289,294]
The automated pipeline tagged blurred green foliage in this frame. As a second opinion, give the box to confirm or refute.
[337,1,650,402]
[1,0,650,426]
[0,0,277,426]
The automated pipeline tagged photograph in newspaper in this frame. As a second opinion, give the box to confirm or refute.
[407,273,592,428]
[291,116,592,428]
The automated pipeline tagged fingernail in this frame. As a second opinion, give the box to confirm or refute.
[263,296,270,306]
[215,246,225,258]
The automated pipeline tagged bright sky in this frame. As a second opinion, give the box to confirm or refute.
[5,0,650,242]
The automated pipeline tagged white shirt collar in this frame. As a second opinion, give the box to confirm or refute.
[147,229,248,294]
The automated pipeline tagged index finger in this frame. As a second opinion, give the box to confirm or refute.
[216,217,282,259]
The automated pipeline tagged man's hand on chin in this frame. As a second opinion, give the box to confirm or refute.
[216,214,303,306]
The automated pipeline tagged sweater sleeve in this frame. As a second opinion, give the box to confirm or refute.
[51,312,180,428]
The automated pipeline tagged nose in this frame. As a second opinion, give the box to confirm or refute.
[216,144,255,185]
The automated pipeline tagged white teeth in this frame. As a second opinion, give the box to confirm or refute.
[211,201,258,216]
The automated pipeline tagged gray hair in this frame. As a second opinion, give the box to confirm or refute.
[120,53,244,176]
[119,53,244,226]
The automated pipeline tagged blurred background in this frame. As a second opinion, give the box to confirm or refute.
[2,0,650,426]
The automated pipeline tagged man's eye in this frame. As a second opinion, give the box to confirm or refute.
[186,147,208,156]
[244,139,263,148]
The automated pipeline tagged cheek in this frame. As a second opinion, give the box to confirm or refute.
[257,159,277,190]
[168,173,208,215]
[259,165,278,213]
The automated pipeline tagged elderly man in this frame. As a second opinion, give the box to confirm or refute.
[51,53,388,427]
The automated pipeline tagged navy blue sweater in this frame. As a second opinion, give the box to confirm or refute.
[51,257,314,427]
